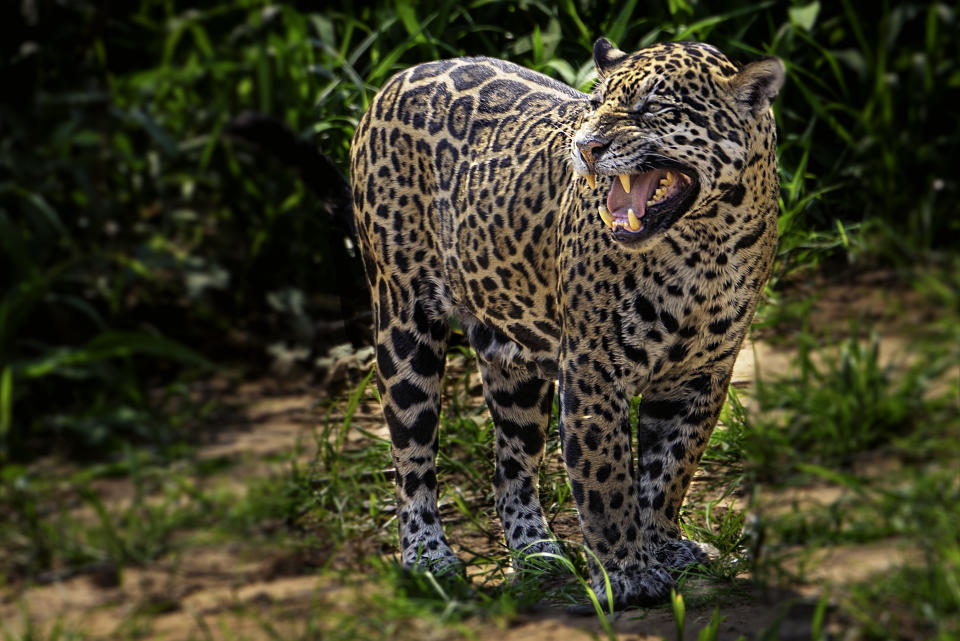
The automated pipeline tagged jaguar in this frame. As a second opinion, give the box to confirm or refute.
[349,38,784,607]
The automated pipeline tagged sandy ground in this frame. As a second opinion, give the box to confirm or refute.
[0,271,930,640]
[0,379,910,641]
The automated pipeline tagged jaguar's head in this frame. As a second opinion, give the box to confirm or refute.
[571,39,784,247]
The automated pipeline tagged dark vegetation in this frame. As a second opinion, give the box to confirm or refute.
[1,0,957,463]
[1,2,958,639]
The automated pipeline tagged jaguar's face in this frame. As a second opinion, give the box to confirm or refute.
[571,40,784,248]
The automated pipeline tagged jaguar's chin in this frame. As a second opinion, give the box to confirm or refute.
[594,163,700,247]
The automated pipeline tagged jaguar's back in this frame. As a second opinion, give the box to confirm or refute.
[351,58,587,374]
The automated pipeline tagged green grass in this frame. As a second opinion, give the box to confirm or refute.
[750,329,949,471]
[3,290,956,639]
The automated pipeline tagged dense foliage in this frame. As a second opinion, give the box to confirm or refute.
[1,0,957,461]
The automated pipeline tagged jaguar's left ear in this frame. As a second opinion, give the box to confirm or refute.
[594,38,628,78]
[729,57,785,117]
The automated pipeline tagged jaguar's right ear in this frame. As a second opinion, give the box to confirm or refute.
[594,38,628,78]
[729,57,785,117]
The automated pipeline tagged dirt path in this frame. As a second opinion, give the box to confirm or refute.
[0,367,863,640]
[0,377,911,641]
[1,273,936,640]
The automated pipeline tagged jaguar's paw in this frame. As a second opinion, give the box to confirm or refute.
[511,539,568,574]
[567,562,675,614]
[655,539,719,570]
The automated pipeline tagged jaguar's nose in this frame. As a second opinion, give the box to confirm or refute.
[575,138,609,173]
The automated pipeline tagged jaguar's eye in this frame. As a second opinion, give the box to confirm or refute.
[589,97,602,110]
[631,99,672,117]
[645,100,664,114]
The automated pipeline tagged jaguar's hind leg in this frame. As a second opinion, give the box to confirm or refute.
[372,287,460,574]
[476,360,563,566]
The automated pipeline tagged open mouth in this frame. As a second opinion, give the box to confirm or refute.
[595,165,699,244]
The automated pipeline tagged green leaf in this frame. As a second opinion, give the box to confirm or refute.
[0,209,35,276]
[199,121,223,172]
[396,3,426,45]
[18,331,212,379]
[789,1,820,32]
[606,0,639,47]
[45,294,107,331]
[0,266,65,352]
[573,60,598,92]
[668,0,694,19]
[811,589,830,641]
[673,2,775,41]
[671,588,686,641]
[161,20,186,65]
[558,0,591,45]
[836,219,850,248]
[189,23,214,59]
[127,108,179,157]
[86,332,212,367]
[532,25,543,64]
[544,59,576,85]
[0,366,12,440]
[22,191,67,237]
[696,607,725,641]
[257,44,272,114]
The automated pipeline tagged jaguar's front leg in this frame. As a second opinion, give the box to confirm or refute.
[637,367,732,570]
[476,359,563,567]
[557,359,674,606]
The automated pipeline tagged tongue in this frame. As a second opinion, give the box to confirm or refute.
[606,169,668,221]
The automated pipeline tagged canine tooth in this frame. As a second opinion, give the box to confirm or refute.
[628,208,641,231]
[585,173,596,189]
[598,204,614,229]
[619,174,631,193]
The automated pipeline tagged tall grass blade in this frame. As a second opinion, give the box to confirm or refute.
[671,588,686,641]
[0,366,12,447]
[696,607,724,641]
[672,2,775,41]
[19,331,211,379]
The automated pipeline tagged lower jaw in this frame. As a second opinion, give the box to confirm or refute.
[607,207,666,245]
[611,227,653,246]
[607,187,700,246]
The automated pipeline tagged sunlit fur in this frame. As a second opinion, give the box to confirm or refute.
[350,39,783,606]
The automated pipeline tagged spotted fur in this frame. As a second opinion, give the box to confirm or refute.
[350,39,784,606]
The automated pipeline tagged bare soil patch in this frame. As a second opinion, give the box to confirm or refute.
[1,275,936,640]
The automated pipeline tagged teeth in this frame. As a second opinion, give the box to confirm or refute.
[585,173,596,189]
[598,204,613,229]
[647,171,676,205]
[619,174,631,194]
[628,208,641,231]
